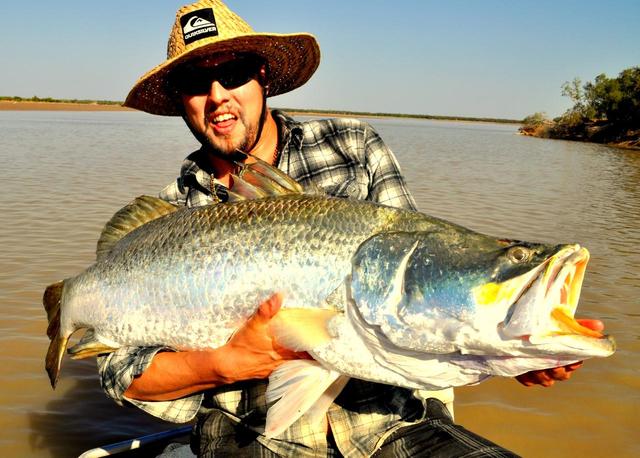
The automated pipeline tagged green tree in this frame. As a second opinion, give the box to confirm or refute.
[561,78,584,105]
[584,67,640,126]
[522,65,640,143]
[561,77,594,119]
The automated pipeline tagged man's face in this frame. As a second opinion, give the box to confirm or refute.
[175,54,265,155]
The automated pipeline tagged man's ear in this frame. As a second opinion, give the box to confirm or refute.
[259,65,267,81]
[258,65,269,94]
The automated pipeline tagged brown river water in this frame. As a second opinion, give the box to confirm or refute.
[0,111,637,457]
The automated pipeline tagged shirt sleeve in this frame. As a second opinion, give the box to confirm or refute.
[362,123,418,211]
[158,179,188,206]
[96,347,203,423]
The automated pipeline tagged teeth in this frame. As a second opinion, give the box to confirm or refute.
[212,113,235,123]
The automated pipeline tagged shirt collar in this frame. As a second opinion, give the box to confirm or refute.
[272,109,303,154]
[181,109,302,178]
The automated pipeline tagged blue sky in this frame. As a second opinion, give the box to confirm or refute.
[2,0,638,119]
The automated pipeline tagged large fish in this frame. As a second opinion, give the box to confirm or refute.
[44,160,615,436]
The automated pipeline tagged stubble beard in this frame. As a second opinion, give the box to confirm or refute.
[200,114,259,157]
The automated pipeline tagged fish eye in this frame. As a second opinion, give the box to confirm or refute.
[507,246,531,263]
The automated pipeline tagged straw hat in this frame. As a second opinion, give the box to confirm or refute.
[124,0,320,115]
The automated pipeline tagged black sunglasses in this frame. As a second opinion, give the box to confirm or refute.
[172,57,265,95]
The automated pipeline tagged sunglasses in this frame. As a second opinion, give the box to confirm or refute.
[172,57,265,95]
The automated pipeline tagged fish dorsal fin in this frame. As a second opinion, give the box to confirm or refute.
[96,196,178,261]
[228,173,270,201]
[226,156,307,202]
[238,156,305,194]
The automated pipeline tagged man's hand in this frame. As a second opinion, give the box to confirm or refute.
[218,293,311,384]
[515,319,605,387]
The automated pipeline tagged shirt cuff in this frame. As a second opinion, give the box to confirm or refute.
[98,346,203,423]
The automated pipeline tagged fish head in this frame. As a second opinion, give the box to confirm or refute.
[352,231,614,360]
[352,232,561,348]
[474,241,615,358]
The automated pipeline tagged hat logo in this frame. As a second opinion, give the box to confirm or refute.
[180,8,218,45]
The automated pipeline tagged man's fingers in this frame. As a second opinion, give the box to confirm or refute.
[516,372,541,386]
[256,293,283,321]
[515,373,533,386]
[536,370,554,385]
[564,361,583,372]
[273,347,312,360]
[521,361,586,385]
[516,369,560,386]
[548,367,573,381]
[532,371,557,387]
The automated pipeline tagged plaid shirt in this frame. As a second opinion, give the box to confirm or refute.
[158,111,417,210]
[97,111,452,457]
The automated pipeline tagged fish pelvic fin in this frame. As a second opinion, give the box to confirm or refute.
[67,329,118,359]
[265,360,348,438]
[43,280,70,388]
[96,196,178,261]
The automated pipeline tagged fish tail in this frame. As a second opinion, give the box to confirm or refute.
[43,280,70,389]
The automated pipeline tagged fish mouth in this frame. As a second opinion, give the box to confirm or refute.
[541,246,599,337]
[501,245,613,353]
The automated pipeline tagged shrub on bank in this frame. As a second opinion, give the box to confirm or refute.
[520,66,640,147]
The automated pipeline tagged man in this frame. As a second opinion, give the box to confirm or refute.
[99,1,601,456]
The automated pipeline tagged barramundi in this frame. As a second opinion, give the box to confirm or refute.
[44,160,615,436]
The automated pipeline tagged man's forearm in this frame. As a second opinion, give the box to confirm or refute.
[124,349,230,401]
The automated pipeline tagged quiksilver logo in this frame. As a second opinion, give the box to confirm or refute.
[180,8,218,45]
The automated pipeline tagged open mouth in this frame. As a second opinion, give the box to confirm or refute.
[543,247,604,338]
[211,112,237,124]
[206,111,238,133]
[502,245,604,341]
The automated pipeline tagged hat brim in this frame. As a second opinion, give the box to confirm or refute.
[124,33,320,116]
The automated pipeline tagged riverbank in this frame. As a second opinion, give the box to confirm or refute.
[518,66,639,151]
[0,100,134,111]
[0,99,521,124]
[519,122,640,150]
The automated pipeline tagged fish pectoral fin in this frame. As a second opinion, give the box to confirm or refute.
[269,308,338,352]
[264,360,347,438]
[67,329,118,359]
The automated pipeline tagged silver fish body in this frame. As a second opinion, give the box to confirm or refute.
[45,192,615,397]
[62,195,433,350]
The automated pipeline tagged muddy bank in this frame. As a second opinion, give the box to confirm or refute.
[519,121,640,150]
[0,100,133,111]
